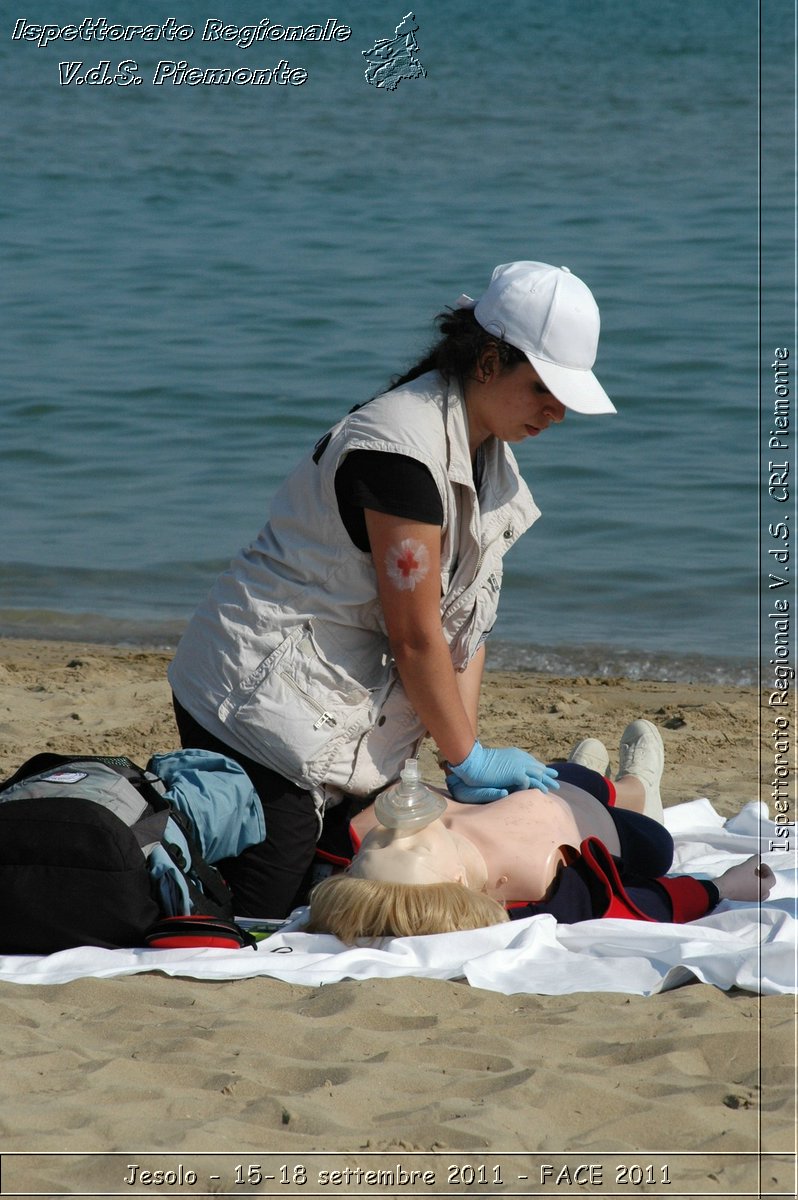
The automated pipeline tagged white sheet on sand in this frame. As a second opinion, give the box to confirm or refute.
[0,799,795,995]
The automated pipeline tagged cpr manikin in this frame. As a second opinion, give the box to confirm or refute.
[354,758,621,905]
[307,752,774,943]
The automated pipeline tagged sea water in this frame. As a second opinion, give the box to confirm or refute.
[0,1,785,684]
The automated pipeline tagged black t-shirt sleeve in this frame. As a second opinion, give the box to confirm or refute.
[334,449,444,552]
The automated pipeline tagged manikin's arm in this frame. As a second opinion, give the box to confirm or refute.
[715,856,775,902]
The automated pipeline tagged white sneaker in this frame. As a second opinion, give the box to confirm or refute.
[567,738,610,776]
[617,720,664,823]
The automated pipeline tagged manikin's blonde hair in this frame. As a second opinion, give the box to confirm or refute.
[305,874,508,943]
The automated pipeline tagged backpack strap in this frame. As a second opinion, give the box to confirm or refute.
[163,806,234,919]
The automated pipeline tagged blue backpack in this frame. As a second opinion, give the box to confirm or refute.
[0,750,265,953]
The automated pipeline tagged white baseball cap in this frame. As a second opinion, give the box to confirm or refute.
[457,261,616,415]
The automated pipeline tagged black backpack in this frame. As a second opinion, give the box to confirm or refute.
[0,753,234,954]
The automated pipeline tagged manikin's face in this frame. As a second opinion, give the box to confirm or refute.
[349,819,488,891]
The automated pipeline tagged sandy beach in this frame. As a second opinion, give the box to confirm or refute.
[0,637,793,1195]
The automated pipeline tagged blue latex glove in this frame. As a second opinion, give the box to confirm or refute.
[445,770,508,804]
[449,740,559,798]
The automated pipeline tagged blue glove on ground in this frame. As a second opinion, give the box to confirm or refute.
[448,740,559,802]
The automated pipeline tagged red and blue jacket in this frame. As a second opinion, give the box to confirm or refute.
[505,836,720,924]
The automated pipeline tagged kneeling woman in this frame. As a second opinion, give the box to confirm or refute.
[306,750,773,942]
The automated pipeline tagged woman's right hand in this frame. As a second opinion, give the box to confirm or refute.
[444,774,508,804]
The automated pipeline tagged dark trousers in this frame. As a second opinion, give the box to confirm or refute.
[172,698,319,919]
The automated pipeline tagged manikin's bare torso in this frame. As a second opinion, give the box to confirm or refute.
[351,781,622,903]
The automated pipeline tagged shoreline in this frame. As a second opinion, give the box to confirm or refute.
[0,612,756,687]
[0,636,761,816]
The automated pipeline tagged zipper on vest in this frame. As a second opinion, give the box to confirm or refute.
[441,522,512,623]
[278,670,338,731]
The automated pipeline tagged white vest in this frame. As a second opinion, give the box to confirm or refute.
[168,373,541,812]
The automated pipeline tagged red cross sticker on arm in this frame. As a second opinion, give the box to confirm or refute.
[385,539,430,592]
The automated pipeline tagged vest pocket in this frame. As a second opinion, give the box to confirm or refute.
[217,623,374,788]
[347,678,424,796]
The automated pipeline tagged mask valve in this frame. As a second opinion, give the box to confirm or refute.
[374,758,446,834]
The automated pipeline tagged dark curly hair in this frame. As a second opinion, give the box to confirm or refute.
[387,307,526,391]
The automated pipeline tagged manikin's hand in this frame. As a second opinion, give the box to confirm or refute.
[715,856,775,902]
